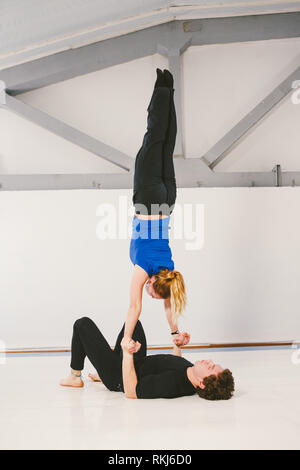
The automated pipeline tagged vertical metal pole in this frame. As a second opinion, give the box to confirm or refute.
[157,39,191,158]
[168,52,183,156]
[273,164,282,187]
[0,81,6,106]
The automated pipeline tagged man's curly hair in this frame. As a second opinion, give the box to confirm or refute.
[196,369,234,400]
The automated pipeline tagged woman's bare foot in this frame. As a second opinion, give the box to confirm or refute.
[88,372,102,383]
[60,373,84,388]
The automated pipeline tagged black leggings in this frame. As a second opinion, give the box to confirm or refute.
[70,317,147,392]
[132,85,177,216]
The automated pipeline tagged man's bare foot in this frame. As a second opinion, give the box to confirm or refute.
[60,374,84,388]
[88,373,102,383]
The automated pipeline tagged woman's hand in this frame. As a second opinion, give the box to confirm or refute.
[173,332,190,347]
[121,336,141,355]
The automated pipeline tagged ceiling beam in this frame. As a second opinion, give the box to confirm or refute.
[1,14,299,95]
[0,13,299,189]
[0,85,134,172]
[201,64,300,169]
[168,52,184,157]
[0,173,131,191]
[158,38,191,157]
[0,23,165,95]
[1,159,300,191]
[1,3,300,70]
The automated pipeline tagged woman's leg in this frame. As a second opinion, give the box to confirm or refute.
[69,317,123,391]
[162,86,177,214]
[133,72,171,215]
[113,320,147,361]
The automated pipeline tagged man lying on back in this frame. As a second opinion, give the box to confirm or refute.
[60,317,234,400]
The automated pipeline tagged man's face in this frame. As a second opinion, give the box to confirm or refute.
[193,360,224,389]
[145,276,163,299]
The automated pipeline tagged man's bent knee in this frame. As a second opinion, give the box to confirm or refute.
[74,316,93,329]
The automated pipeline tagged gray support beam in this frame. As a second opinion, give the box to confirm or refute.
[1,90,134,172]
[1,1,300,67]
[1,14,300,95]
[185,12,300,45]
[158,39,191,157]
[0,173,132,191]
[202,65,300,169]
[273,164,282,187]
[168,53,184,156]
[0,23,168,95]
[174,158,300,188]
[177,1,300,19]
[2,159,300,191]
[1,2,300,70]
[0,80,5,105]
[174,158,277,188]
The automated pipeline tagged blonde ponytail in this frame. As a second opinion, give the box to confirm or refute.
[153,269,187,323]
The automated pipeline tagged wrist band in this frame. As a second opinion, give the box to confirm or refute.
[171,330,179,335]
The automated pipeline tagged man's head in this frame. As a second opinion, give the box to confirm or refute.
[191,360,234,400]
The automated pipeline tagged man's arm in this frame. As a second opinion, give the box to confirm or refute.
[122,352,138,399]
[121,337,141,399]
[172,344,182,357]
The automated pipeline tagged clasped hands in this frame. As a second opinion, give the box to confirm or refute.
[172,332,190,347]
[121,336,141,355]
[121,331,190,355]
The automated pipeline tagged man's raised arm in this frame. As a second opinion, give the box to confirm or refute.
[172,344,182,357]
[121,337,140,399]
[172,332,191,356]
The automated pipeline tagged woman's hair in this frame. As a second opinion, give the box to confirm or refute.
[196,369,235,400]
[152,268,187,322]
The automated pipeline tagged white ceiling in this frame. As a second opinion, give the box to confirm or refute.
[1,40,299,177]
[1,0,300,69]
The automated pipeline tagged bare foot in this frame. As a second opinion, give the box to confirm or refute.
[60,374,84,388]
[88,373,102,383]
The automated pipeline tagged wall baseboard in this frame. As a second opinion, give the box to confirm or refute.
[4,341,294,354]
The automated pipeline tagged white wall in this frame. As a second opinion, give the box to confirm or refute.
[0,54,168,174]
[1,187,299,349]
[184,40,300,171]
[1,39,300,348]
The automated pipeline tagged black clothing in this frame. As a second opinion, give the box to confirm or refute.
[70,317,196,399]
[132,81,177,216]
[163,69,174,88]
[154,68,165,88]
[135,354,196,399]
[70,317,146,392]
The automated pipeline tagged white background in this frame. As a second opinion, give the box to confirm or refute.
[1,187,299,349]
[0,39,299,348]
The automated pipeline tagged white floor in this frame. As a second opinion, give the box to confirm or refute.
[0,348,299,450]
